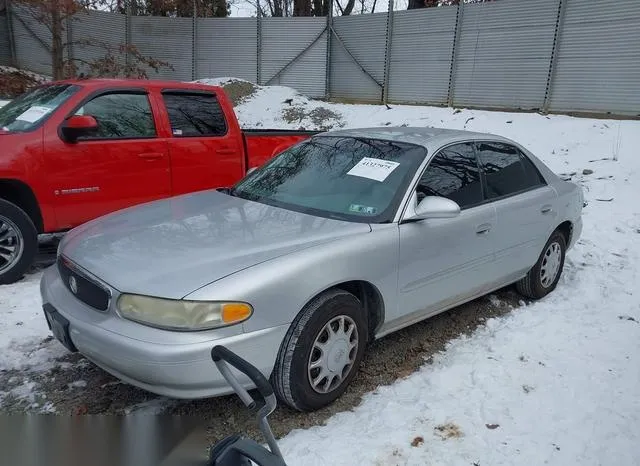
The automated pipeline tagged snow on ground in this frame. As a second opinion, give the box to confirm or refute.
[0,271,66,372]
[0,79,639,463]
[0,100,9,108]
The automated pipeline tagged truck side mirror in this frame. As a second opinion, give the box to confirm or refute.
[60,115,99,143]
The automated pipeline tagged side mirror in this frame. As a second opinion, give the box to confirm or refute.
[60,115,98,143]
[405,195,461,221]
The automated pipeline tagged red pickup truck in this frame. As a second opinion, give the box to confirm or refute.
[0,78,316,284]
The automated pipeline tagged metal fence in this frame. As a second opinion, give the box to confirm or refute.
[2,0,639,116]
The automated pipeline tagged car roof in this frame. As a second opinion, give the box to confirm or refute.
[317,126,515,151]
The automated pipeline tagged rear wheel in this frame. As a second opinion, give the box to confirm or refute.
[271,289,367,412]
[516,230,566,299]
[0,199,38,285]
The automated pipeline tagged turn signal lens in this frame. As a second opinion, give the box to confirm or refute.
[221,303,253,324]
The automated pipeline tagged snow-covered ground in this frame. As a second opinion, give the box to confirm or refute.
[0,100,9,108]
[1,80,639,464]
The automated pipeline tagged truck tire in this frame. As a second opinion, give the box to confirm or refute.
[0,199,38,285]
[271,289,367,412]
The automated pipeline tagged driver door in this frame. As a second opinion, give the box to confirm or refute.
[394,142,498,327]
[45,89,171,229]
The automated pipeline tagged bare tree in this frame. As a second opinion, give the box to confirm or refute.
[14,0,173,80]
[408,0,494,9]
[253,0,379,17]
[121,0,230,17]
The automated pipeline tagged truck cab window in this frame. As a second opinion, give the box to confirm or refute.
[162,93,227,137]
[74,93,156,140]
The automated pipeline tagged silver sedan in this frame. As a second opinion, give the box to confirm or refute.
[40,127,584,411]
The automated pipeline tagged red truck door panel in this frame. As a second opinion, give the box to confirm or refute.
[159,90,244,195]
[45,89,171,229]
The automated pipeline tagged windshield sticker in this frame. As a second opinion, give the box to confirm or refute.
[346,157,400,182]
[349,204,378,215]
[16,106,52,123]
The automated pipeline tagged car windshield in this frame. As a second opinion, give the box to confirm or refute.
[231,135,427,223]
[0,84,80,133]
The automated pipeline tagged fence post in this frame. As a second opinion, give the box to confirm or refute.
[382,0,394,104]
[447,0,464,108]
[5,0,17,68]
[66,15,73,76]
[256,0,262,85]
[543,0,567,113]
[125,0,132,75]
[192,0,197,80]
[324,0,333,99]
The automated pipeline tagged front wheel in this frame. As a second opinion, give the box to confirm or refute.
[0,199,38,285]
[516,230,567,299]
[271,289,367,412]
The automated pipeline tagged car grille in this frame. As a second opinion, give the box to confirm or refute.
[57,256,111,311]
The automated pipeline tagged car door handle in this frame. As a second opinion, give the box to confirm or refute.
[138,152,163,160]
[540,204,553,214]
[476,223,492,235]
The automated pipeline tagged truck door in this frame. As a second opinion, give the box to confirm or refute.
[159,90,244,195]
[45,89,172,229]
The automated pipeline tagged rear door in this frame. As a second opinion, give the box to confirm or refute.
[475,141,557,282]
[160,90,244,195]
[47,89,171,229]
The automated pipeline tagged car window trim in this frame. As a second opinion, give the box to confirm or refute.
[474,140,548,202]
[57,87,159,142]
[161,89,229,138]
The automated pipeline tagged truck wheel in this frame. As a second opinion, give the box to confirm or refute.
[271,289,367,412]
[0,199,38,285]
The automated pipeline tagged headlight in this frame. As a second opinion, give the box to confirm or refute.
[116,294,253,331]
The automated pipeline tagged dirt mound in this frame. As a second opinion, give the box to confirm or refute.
[0,68,40,99]
[282,105,344,131]
[193,77,258,107]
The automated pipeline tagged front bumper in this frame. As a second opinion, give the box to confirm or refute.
[40,265,288,399]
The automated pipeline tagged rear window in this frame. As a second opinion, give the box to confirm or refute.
[162,92,227,137]
[0,84,79,133]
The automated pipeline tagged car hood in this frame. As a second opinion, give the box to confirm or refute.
[60,190,371,298]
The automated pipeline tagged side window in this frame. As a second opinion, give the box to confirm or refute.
[476,142,544,199]
[162,93,227,137]
[74,92,156,139]
[417,142,484,209]
[520,151,547,186]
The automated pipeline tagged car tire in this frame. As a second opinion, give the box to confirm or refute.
[0,199,38,285]
[271,289,367,412]
[516,229,567,300]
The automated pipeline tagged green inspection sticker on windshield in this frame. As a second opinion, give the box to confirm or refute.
[349,204,378,215]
